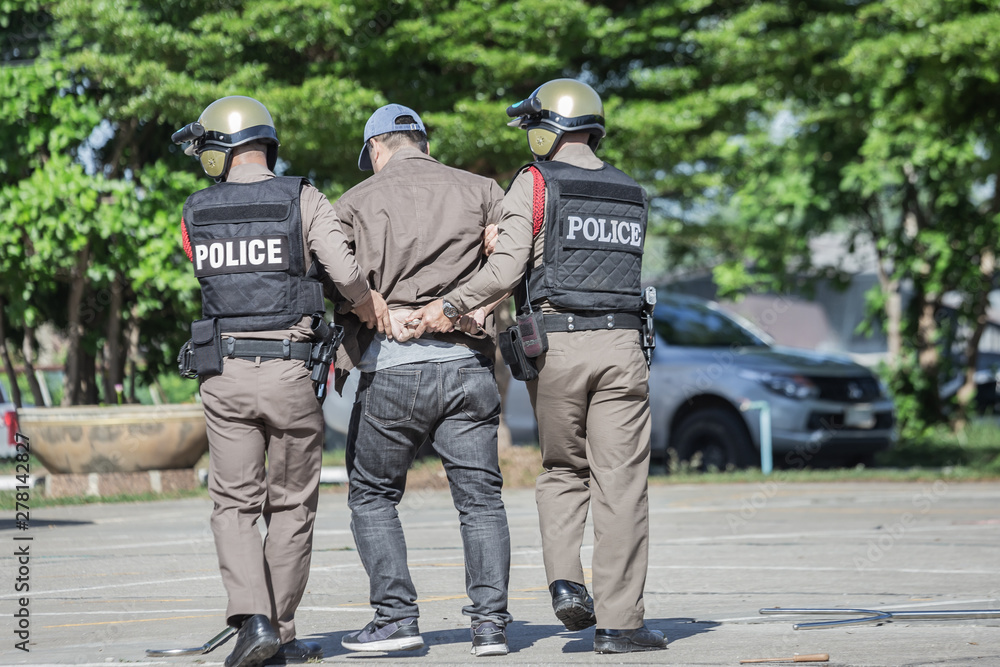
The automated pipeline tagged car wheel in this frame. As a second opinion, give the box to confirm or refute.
[670,407,755,472]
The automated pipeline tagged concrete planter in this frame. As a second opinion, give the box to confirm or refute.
[18,404,208,474]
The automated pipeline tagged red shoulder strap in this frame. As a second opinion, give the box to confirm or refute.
[181,217,193,262]
[527,166,545,238]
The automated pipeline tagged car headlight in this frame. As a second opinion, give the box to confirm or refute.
[739,369,819,400]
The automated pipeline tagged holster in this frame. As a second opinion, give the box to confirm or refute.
[188,317,223,378]
[177,341,197,379]
[641,285,657,368]
[641,311,655,368]
[309,315,345,404]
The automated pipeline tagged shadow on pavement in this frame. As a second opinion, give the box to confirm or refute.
[306,617,719,658]
[506,621,573,653]
[558,617,719,653]
[0,518,93,530]
[309,628,430,660]
[655,617,721,642]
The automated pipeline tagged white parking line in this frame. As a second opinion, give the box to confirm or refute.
[30,606,371,617]
[648,564,1000,575]
[652,523,996,545]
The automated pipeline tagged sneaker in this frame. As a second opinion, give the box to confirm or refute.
[341,617,424,652]
[470,621,509,657]
[549,580,596,631]
[593,625,667,653]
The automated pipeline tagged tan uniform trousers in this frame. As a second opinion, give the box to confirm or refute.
[527,328,651,630]
[199,357,322,643]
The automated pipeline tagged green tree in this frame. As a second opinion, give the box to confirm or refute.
[1,0,203,405]
[0,0,687,404]
[16,0,996,432]
[640,0,1000,434]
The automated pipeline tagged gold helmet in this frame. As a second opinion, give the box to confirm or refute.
[172,96,279,181]
[506,79,605,160]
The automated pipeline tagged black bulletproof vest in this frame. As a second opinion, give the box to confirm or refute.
[183,176,324,332]
[520,160,648,313]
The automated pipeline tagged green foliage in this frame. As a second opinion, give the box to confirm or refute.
[0,0,695,404]
[4,0,999,429]
[879,419,1000,472]
[643,0,1000,430]
[155,371,200,404]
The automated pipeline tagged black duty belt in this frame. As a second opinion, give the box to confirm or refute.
[223,337,313,361]
[543,312,643,333]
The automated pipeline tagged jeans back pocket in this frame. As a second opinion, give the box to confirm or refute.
[364,369,421,426]
[459,367,501,421]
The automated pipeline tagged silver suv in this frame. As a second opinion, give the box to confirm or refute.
[649,293,896,469]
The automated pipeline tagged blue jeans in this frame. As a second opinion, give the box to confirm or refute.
[346,355,512,628]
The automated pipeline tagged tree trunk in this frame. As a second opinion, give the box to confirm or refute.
[63,245,90,406]
[954,249,996,430]
[126,310,140,404]
[873,258,902,362]
[81,349,99,405]
[914,294,944,422]
[0,300,23,408]
[864,203,902,362]
[22,326,45,406]
[103,275,124,404]
[916,301,940,371]
[884,281,902,362]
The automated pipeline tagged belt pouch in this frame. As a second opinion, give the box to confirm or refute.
[190,318,223,377]
[499,325,539,382]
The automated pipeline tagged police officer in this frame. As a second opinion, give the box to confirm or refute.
[175,96,390,667]
[412,79,665,654]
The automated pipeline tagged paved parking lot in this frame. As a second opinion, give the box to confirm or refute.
[1,480,998,666]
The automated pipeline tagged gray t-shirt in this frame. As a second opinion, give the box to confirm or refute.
[357,335,474,372]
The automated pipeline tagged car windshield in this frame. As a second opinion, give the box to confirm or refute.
[654,300,769,347]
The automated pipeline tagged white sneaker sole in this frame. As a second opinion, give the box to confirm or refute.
[472,643,510,657]
[341,636,424,652]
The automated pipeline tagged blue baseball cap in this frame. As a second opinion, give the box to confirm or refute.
[358,103,427,171]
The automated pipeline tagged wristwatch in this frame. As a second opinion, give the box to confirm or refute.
[442,299,460,320]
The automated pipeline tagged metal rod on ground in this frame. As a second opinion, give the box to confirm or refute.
[740,655,829,664]
[740,400,773,474]
[146,626,236,656]
[760,607,1000,630]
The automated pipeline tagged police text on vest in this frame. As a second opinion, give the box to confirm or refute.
[193,235,290,277]
[565,216,643,248]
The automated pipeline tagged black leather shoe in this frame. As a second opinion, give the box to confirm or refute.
[225,614,281,667]
[549,580,596,631]
[593,625,667,653]
[263,639,323,664]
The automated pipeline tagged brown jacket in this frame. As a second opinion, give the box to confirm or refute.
[332,147,505,378]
